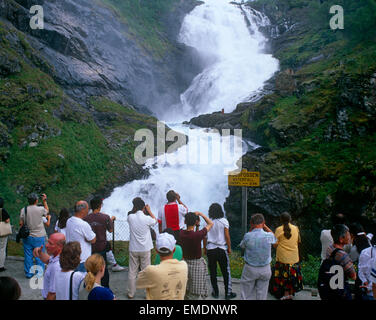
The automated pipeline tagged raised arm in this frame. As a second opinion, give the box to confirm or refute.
[195,212,213,232]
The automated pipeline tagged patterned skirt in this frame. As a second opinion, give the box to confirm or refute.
[185,257,209,298]
[269,261,303,299]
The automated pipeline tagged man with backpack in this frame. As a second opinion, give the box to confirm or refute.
[318,224,356,300]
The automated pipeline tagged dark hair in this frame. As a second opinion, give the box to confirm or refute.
[350,222,370,254]
[58,208,70,229]
[208,203,224,220]
[185,212,198,227]
[250,213,265,226]
[166,190,177,203]
[27,193,38,205]
[128,197,145,215]
[90,196,103,211]
[163,228,174,236]
[0,197,3,208]
[280,212,292,240]
[331,224,349,244]
[331,213,346,226]
[60,242,81,271]
[0,277,21,300]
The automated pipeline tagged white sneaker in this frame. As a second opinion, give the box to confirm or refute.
[112,264,125,272]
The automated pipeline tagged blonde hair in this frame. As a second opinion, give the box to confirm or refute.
[84,254,105,291]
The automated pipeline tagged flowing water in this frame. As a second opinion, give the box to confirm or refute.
[103,0,279,240]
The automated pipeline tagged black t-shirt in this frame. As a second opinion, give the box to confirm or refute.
[0,208,10,221]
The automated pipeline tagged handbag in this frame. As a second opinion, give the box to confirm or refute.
[17,206,30,241]
[0,208,12,237]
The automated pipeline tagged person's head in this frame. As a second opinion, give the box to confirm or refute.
[84,254,105,291]
[185,212,198,227]
[58,208,70,229]
[331,224,351,246]
[349,222,365,237]
[0,197,4,209]
[59,241,81,271]
[331,213,346,226]
[46,233,66,257]
[128,197,145,215]
[166,190,177,203]
[74,201,89,218]
[90,196,103,212]
[0,277,21,300]
[280,212,292,240]
[208,203,225,220]
[250,213,265,229]
[27,193,38,205]
[156,232,176,259]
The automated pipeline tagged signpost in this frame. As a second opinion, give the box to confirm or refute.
[228,169,260,236]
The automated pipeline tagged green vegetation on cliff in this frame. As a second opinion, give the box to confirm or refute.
[0,21,159,219]
[226,0,376,253]
[98,0,192,58]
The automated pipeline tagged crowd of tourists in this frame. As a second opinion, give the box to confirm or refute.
[0,192,375,301]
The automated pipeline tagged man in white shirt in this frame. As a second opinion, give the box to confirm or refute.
[158,190,188,244]
[127,197,158,299]
[371,258,376,299]
[33,232,66,300]
[65,201,96,272]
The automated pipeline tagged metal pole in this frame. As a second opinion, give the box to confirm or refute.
[112,220,115,254]
[242,186,248,237]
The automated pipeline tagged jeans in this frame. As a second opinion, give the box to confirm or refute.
[23,236,45,278]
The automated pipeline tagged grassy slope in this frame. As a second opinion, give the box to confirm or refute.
[240,0,376,253]
[97,0,183,59]
[0,21,159,220]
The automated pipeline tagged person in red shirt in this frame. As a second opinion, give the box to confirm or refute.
[158,190,188,244]
[180,211,213,300]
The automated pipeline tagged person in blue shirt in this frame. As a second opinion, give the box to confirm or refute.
[82,254,115,300]
[239,213,276,300]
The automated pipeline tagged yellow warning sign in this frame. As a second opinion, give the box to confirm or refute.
[228,169,260,187]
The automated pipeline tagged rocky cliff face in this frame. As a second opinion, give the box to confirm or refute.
[189,0,376,251]
[0,0,191,217]
[0,0,200,115]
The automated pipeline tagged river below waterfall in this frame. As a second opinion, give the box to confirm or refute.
[102,0,279,240]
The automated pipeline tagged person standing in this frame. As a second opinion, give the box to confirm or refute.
[137,232,188,300]
[55,208,70,236]
[239,214,276,300]
[55,242,86,300]
[0,197,11,272]
[84,196,114,288]
[158,190,188,243]
[81,254,116,300]
[358,235,376,300]
[19,193,49,278]
[322,224,357,300]
[127,197,158,299]
[203,203,236,299]
[270,212,303,300]
[33,232,66,300]
[180,211,213,300]
[65,201,96,272]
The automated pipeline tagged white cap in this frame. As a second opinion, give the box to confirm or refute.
[156,233,176,254]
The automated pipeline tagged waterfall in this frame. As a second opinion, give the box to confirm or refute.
[103,0,279,240]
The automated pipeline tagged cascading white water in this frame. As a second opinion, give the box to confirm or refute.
[103,0,279,240]
[161,0,279,122]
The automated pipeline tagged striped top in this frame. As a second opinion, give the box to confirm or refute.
[326,244,356,280]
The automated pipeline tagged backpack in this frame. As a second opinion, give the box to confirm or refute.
[318,248,346,300]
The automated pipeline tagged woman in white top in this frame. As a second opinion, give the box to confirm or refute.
[55,242,86,300]
[358,235,376,300]
[54,208,70,236]
[203,203,236,300]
